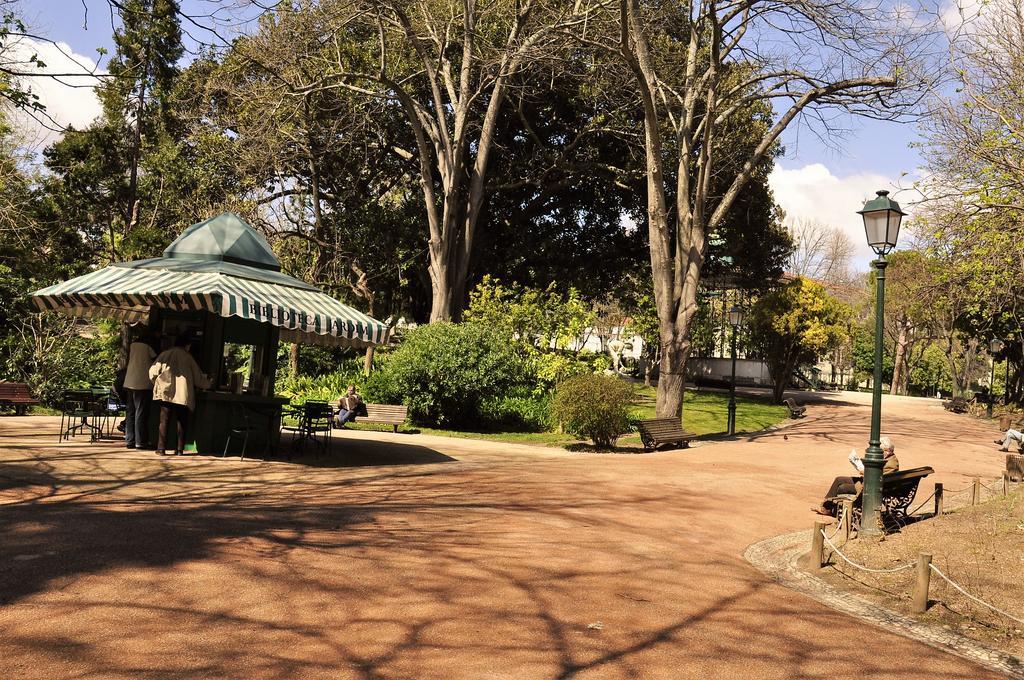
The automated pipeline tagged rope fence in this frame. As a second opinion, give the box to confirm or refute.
[820,530,916,573]
[905,489,936,517]
[823,505,846,540]
[809,471,1024,630]
[916,475,1022,517]
[928,563,1024,627]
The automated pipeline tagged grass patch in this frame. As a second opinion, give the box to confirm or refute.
[343,386,788,448]
[630,386,788,436]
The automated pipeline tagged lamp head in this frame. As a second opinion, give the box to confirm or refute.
[858,190,906,256]
[728,305,746,328]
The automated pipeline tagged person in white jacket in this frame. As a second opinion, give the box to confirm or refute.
[149,333,211,455]
[123,331,157,449]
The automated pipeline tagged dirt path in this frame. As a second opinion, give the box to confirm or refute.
[0,392,1008,678]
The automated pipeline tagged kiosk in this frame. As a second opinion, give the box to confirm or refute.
[32,212,389,455]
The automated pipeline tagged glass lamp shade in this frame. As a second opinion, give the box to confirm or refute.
[728,305,745,327]
[858,190,906,255]
[990,338,1005,354]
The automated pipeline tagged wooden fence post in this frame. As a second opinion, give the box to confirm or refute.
[1004,472,1010,496]
[841,499,853,543]
[972,477,981,505]
[811,522,826,569]
[912,553,933,614]
[1008,454,1024,482]
[934,483,943,516]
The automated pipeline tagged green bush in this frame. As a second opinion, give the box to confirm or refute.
[478,390,552,432]
[276,359,365,404]
[551,373,634,448]
[367,321,533,427]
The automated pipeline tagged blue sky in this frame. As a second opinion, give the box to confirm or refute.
[21,0,931,270]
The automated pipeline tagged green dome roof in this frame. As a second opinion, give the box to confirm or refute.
[163,212,281,272]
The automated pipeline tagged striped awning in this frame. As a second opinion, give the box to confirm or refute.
[31,265,389,348]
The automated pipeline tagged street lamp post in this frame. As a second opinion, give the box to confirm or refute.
[989,338,1005,418]
[858,190,906,536]
[1006,341,1012,406]
[726,305,745,437]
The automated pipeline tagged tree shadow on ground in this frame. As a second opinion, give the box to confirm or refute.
[0,416,999,679]
[247,431,458,467]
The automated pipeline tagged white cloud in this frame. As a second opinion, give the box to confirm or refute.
[940,0,984,35]
[7,37,104,149]
[768,163,911,270]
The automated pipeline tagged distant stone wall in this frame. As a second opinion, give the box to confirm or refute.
[686,357,771,386]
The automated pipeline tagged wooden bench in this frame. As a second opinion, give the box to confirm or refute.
[943,396,969,413]
[833,466,934,529]
[636,418,696,452]
[784,398,806,418]
[354,403,408,433]
[0,381,40,415]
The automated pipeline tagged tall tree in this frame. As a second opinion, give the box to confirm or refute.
[608,0,934,417]
[263,0,606,321]
[915,0,1024,400]
[881,250,936,395]
[103,0,183,239]
[43,0,187,262]
[197,12,425,318]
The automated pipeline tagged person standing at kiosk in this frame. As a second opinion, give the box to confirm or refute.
[150,333,211,455]
[123,331,157,449]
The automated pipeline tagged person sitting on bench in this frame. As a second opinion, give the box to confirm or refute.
[812,436,900,516]
[335,385,366,427]
[996,428,1023,452]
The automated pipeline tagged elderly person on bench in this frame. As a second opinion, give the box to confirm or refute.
[812,436,900,516]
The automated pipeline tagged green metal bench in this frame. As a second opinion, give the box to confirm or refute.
[832,466,935,529]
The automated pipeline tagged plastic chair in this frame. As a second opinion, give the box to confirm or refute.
[58,391,98,442]
[224,402,258,460]
[280,401,333,459]
[304,401,333,456]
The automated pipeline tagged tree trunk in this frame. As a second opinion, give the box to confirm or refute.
[428,260,457,322]
[655,338,689,417]
[770,353,799,405]
[125,44,150,236]
[363,345,374,376]
[289,343,299,377]
[773,377,788,405]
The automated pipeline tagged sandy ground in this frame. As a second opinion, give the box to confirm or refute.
[0,391,1010,679]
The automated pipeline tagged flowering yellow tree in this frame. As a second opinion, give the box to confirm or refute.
[748,278,850,403]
